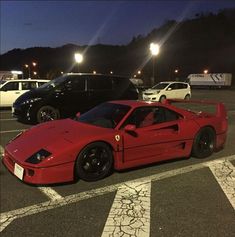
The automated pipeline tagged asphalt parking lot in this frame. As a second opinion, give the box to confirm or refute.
[0,89,235,237]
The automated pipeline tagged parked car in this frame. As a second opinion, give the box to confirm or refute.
[0,79,49,107]
[3,99,227,184]
[142,81,191,102]
[12,73,139,123]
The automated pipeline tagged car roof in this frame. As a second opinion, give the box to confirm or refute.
[158,81,188,84]
[63,73,129,79]
[3,79,49,82]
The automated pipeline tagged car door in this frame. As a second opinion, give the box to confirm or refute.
[120,106,191,166]
[87,75,113,109]
[55,75,89,115]
[166,83,180,99]
[0,81,20,107]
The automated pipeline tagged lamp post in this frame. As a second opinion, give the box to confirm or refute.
[149,43,160,86]
[74,53,83,72]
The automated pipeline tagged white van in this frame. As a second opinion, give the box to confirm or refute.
[0,79,49,107]
[142,81,191,102]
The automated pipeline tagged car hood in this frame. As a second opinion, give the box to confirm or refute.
[5,119,114,165]
[14,87,51,105]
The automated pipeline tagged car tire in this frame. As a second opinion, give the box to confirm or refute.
[184,94,190,100]
[192,127,215,158]
[159,95,166,103]
[75,142,113,181]
[36,105,60,123]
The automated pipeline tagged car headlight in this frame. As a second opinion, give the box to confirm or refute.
[22,97,42,105]
[26,149,52,164]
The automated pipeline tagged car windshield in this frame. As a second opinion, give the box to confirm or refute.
[0,80,6,87]
[39,75,68,89]
[77,102,131,129]
[152,83,169,89]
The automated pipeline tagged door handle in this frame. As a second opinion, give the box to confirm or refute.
[15,92,20,94]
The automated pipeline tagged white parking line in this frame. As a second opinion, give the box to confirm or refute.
[0,129,25,134]
[102,181,151,237]
[207,160,235,210]
[0,145,4,158]
[38,187,63,201]
[0,118,17,121]
[0,111,12,114]
[0,155,234,232]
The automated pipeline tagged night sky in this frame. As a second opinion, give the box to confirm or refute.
[1,1,235,54]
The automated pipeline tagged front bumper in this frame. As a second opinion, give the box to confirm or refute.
[2,149,75,184]
[12,103,31,121]
[143,95,159,101]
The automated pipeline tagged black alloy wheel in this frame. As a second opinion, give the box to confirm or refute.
[192,127,215,158]
[75,142,113,181]
[37,105,60,123]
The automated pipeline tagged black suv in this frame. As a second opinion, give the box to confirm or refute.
[13,73,139,123]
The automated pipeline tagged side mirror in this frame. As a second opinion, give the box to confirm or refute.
[76,112,81,118]
[167,87,172,91]
[124,124,136,132]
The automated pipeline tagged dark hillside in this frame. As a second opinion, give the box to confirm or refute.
[1,8,235,85]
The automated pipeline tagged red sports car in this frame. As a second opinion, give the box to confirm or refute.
[3,100,227,184]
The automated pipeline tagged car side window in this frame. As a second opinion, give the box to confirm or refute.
[38,82,46,87]
[1,82,19,91]
[169,83,178,90]
[65,77,86,91]
[164,107,181,122]
[122,107,155,128]
[89,77,112,91]
[122,106,181,129]
[22,82,37,90]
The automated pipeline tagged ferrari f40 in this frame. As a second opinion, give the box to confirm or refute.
[3,99,227,184]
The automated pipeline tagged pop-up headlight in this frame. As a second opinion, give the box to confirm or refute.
[26,149,51,164]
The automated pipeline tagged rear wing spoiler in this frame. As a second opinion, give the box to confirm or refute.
[163,99,227,118]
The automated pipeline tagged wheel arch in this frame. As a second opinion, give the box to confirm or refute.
[191,125,216,158]
[73,140,116,180]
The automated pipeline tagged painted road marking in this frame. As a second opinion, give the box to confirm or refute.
[0,155,234,232]
[0,129,25,134]
[102,181,151,237]
[207,160,235,210]
[38,187,63,201]
[0,146,4,158]
[0,118,17,121]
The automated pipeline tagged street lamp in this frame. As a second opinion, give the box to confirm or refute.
[150,43,160,85]
[74,53,83,72]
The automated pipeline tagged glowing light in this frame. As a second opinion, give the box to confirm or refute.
[11,71,23,75]
[204,69,208,74]
[150,43,160,56]
[74,53,83,63]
